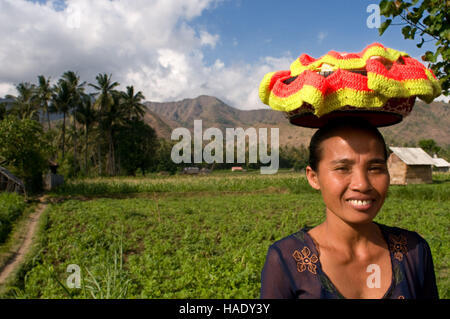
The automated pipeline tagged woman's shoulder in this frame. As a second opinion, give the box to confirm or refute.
[270,226,311,247]
[376,222,432,259]
[267,227,313,259]
[376,222,427,242]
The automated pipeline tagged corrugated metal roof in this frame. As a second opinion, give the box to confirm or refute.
[389,147,435,165]
[432,157,450,168]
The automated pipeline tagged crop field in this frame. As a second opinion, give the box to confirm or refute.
[1,171,449,298]
[0,193,27,244]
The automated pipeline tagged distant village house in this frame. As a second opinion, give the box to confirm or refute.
[431,154,450,172]
[388,147,434,185]
[182,167,200,175]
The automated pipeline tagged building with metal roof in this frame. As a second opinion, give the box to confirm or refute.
[432,154,450,172]
[388,147,434,185]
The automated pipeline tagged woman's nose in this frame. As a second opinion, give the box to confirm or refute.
[349,168,373,192]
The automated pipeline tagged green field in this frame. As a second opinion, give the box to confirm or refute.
[1,171,449,298]
[0,192,27,244]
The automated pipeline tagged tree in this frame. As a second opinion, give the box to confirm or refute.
[35,75,53,131]
[61,71,85,174]
[0,102,6,121]
[51,80,71,158]
[6,82,39,121]
[121,86,147,121]
[419,138,441,156]
[74,94,97,175]
[89,74,120,176]
[378,0,449,95]
[116,118,158,175]
[154,139,178,174]
[0,115,50,193]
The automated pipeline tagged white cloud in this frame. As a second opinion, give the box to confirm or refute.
[0,83,16,97]
[0,0,292,110]
[199,30,219,48]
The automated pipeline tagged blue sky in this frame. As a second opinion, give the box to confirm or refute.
[191,0,435,65]
[0,0,443,108]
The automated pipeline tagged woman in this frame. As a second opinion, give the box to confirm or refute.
[260,118,439,299]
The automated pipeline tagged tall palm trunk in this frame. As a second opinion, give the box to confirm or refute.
[47,108,51,131]
[107,128,116,176]
[98,143,102,176]
[72,116,79,174]
[85,125,89,176]
[62,112,66,158]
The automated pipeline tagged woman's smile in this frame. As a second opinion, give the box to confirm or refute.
[346,198,375,211]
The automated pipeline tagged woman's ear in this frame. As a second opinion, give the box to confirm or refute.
[306,166,321,190]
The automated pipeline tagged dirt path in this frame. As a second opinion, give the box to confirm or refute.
[0,195,48,285]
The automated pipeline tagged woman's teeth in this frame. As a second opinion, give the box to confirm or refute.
[348,199,372,206]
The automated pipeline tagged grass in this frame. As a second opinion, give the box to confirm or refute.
[0,192,27,244]
[1,172,449,298]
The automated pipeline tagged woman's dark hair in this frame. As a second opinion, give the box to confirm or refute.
[308,117,388,171]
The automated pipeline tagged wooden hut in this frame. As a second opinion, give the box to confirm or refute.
[0,165,26,195]
[44,160,64,191]
[388,147,434,185]
[431,155,450,172]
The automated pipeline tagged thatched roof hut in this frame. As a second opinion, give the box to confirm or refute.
[0,166,26,195]
[388,147,434,185]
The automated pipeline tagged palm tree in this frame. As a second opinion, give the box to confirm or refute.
[104,90,128,175]
[89,73,120,176]
[0,102,7,120]
[74,94,97,175]
[51,81,71,158]
[61,71,85,173]
[7,82,39,121]
[121,86,147,121]
[35,75,53,131]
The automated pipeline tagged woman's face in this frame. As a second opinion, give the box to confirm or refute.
[306,127,390,225]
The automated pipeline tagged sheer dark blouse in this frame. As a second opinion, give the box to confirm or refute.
[260,222,439,299]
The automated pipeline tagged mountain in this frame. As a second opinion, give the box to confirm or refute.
[144,95,310,145]
[143,95,450,148]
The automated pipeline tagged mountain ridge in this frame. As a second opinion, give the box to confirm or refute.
[143,95,450,147]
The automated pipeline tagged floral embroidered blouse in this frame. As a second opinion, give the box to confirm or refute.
[260,222,439,299]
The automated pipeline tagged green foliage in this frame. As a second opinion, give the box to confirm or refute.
[418,138,441,156]
[0,192,26,243]
[115,119,158,176]
[279,144,309,171]
[378,0,449,95]
[4,173,448,298]
[0,103,6,121]
[6,83,40,121]
[0,115,50,193]
[153,139,178,174]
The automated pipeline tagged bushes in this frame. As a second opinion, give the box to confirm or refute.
[0,192,26,243]
[0,115,51,193]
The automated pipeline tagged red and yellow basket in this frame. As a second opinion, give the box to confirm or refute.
[259,43,441,128]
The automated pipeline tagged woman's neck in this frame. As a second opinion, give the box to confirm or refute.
[315,212,383,257]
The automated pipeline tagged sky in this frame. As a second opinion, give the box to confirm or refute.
[0,0,446,110]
